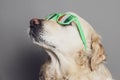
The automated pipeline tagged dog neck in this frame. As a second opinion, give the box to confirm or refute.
[45,49,90,77]
[43,49,112,80]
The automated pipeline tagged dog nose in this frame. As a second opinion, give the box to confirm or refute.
[29,18,44,39]
[30,18,43,28]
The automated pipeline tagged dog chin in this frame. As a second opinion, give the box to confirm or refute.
[33,38,56,49]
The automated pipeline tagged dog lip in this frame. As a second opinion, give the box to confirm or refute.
[29,30,39,41]
[29,31,49,47]
[29,30,36,37]
[29,25,43,40]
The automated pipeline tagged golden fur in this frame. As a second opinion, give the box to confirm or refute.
[29,12,113,80]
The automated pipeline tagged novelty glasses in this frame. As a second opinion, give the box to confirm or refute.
[46,13,87,49]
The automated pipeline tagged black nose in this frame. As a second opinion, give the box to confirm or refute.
[29,18,44,40]
[30,18,43,29]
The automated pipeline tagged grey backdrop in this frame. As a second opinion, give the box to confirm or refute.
[0,0,120,80]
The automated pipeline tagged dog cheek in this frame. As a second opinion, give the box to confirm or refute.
[75,50,89,68]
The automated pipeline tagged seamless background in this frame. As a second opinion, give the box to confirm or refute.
[0,0,120,80]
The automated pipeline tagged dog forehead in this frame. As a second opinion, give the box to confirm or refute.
[43,12,94,46]
[68,12,94,36]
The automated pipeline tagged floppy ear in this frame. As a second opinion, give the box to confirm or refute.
[90,32,106,70]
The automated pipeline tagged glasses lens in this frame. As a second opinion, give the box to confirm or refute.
[46,14,58,20]
[57,14,75,25]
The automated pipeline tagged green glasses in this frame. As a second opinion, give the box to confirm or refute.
[46,13,87,49]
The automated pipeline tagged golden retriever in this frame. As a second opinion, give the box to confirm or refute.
[29,12,113,80]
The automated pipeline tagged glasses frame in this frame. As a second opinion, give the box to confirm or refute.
[46,13,87,50]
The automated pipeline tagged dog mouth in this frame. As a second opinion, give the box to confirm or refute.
[29,18,46,42]
[29,30,55,49]
[29,18,56,48]
[29,18,43,41]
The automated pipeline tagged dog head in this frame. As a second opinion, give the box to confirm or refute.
[29,12,106,70]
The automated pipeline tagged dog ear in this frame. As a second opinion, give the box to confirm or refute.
[90,32,106,70]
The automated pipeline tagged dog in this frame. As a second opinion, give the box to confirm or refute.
[29,12,113,80]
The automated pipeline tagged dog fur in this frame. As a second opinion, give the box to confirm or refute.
[29,12,113,80]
